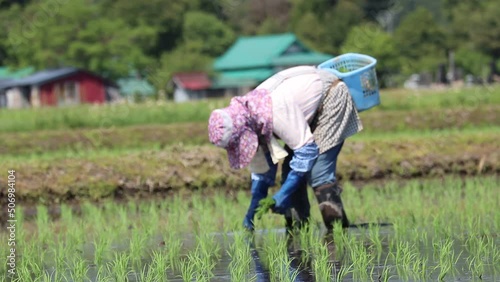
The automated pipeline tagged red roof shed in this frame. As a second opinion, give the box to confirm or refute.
[172,72,211,90]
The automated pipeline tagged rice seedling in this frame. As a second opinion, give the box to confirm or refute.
[141,251,168,281]
[335,261,354,281]
[107,252,132,282]
[255,197,276,220]
[187,251,217,281]
[15,266,32,281]
[432,213,454,239]
[490,234,500,264]
[331,221,348,259]
[69,255,90,282]
[367,223,383,263]
[377,254,394,282]
[60,213,86,258]
[466,235,489,261]
[93,234,111,266]
[96,263,113,282]
[15,256,37,281]
[129,226,149,267]
[296,223,316,263]
[20,240,45,278]
[142,203,161,236]
[467,256,485,280]
[162,232,183,272]
[60,203,73,223]
[392,241,414,280]
[311,241,333,282]
[410,249,428,281]
[270,253,302,282]
[348,236,374,281]
[433,238,461,280]
[179,256,197,282]
[418,229,429,248]
[262,232,300,282]
[0,235,7,273]
[391,219,410,245]
[35,205,51,246]
[43,234,70,280]
[138,264,159,282]
[40,270,57,282]
[186,233,221,281]
[164,196,191,234]
[14,206,25,241]
[227,232,254,281]
[116,204,132,234]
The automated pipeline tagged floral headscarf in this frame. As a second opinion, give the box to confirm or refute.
[208,89,273,169]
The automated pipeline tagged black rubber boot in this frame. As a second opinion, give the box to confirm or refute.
[284,183,310,232]
[282,146,310,233]
[314,182,349,230]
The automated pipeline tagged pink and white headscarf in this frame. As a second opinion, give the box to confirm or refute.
[208,89,273,169]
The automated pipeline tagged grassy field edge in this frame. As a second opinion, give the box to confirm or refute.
[2,105,498,157]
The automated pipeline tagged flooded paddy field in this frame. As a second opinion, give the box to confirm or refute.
[1,176,498,281]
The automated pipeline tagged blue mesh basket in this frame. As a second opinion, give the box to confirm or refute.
[318,53,380,112]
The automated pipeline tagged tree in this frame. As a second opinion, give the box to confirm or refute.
[455,47,491,79]
[293,12,328,52]
[448,0,500,78]
[149,10,234,92]
[101,0,199,56]
[256,18,288,35]
[292,0,364,54]
[290,0,337,26]
[0,0,30,9]
[460,1,500,59]
[362,0,394,21]
[5,0,156,79]
[394,7,447,75]
[182,11,235,57]
[341,23,399,86]
[321,0,364,54]
[213,0,290,35]
[442,0,481,21]
[0,3,22,65]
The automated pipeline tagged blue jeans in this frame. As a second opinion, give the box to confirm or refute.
[308,141,344,188]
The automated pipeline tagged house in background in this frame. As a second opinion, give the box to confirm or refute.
[117,70,156,102]
[169,33,333,103]
[171,72,212,103]
[0,67,35,108]
[0,67,119,109]
[212,33,333,96]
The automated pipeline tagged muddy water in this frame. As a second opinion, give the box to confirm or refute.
[75,226,498,282]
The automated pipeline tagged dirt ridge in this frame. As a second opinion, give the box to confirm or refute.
[1,137,498,206]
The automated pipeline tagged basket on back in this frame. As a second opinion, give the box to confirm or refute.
[318,53,380,112]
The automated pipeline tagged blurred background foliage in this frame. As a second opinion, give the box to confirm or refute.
[0,0,499,90]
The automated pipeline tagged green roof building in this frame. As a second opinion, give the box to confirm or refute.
[213,33,332,88]
[0,66,35,80]
[116,71,156,101]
